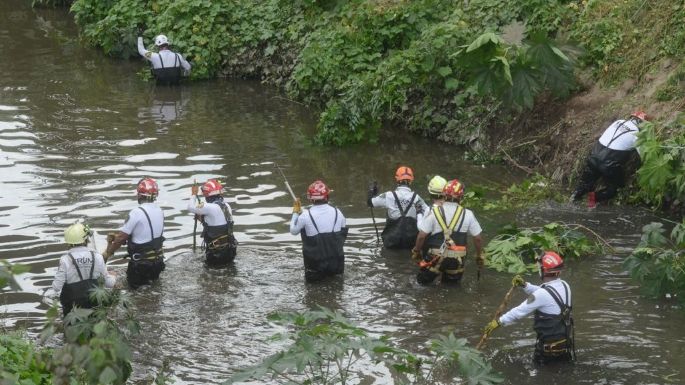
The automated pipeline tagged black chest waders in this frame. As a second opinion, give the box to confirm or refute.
[533,283,576,363]
[416,205,466,285]
[152,53,183,85]
[60,252,99,317]
[381,191,418,250]
[126,207,165,289]
[201,201,238,266]
[300,208,348,282]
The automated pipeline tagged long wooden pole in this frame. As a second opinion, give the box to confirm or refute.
[476,285,516,350]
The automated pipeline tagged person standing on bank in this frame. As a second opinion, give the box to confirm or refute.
[137,33,191,85]
[483,251,575,364]
[367,166,428,250]
[290,180,348,282]
[411,179,483,284]
[187,179,237,266]
[570,110,651,205]
[53,223,115,317]
[103,177,165,289]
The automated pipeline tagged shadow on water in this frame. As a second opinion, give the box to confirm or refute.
[1,0,685,384]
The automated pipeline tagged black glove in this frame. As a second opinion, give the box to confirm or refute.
[367,182,378,207]
[137,23,145,36]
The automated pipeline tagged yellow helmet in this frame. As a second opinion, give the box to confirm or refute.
[428,175,447,195]
[64,223,91,245]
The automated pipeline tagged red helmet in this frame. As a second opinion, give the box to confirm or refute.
[395,166,414,183]
[537,251,564,275]
[442,179,465,200]
[630,110,649,121]
[307,180,330,201]
[201,179,224,197]
[137,177,159,198]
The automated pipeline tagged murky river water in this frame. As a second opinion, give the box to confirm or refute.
[2,1,685,384]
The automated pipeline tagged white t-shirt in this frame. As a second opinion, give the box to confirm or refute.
[418,201,482,236]
[187,195,232,226]
[371,185,428,220]
[290,204,346,236]
[52,246,115,295]
[598,119,640,151]
[499,279,572,326]
[138,37,191,71]
[120,203,165,244]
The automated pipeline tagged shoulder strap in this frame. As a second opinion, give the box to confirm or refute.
[309,211,321,233]
[217,202,233,223]
[543,284,571,313]
[67,253,84,281]
[159,53,165,68]
[174,53,179,68]
[404,193,417,217]
[88,251,95,279]
[450,205,466,232]
[138,207,155,240]
[391,191,405,218]
[606,120,635,147]
[433,205,464,234]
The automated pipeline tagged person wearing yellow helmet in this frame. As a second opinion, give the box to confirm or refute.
[427,175,447,207]
[367,166,429,250]
[52,222,115,317]
[570,110,652,206]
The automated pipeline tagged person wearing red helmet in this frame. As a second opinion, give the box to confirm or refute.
[187,179,237,266]
[411,178,483,284]
[483,251,575,364]
[290,180,348,282]
[570,110,652,205]
[103,177,166,289]
[367,166,428,250]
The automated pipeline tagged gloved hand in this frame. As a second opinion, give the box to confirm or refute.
[476,255,485,268]
[136,23,145,36]
[102,250,113,261]
[512,274,526,287]
[191,185,199,196]
[483,319,500,335]
[411,248,422,264]
[293,198,302,214]
[367,182,378,199]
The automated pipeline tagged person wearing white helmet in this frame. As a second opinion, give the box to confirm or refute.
[187,179,238,266]
[137,32,191,85]
[570,110,651,206]
[52,222,115,317]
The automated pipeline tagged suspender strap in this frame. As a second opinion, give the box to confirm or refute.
[159,53,165,69]
[309,207,338,234]
[217,202,233,223]
[88,251,95,279]
[542,283,571,313]
[433,205,465,234]
[67,253,84,281]
[391,191,416,218]
[606,120,636,148]
[138,207,156,240]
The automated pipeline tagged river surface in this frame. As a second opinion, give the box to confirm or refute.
[1,2,684,384]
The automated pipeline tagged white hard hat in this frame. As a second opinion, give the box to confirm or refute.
[154,34,169,46]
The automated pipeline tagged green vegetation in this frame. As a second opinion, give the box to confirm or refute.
[0,333,52,384]
[227,307,502,385]
[635,118,685,209]
[463,173,563,212]
[624,220,685,303]
[66,0,578,145]
[485,222,606,273]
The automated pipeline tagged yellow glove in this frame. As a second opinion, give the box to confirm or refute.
[191,185,199,196]
[293,198,302,214]
[483,319,500,335]
[411,249,422,264]
[512,274,526,287]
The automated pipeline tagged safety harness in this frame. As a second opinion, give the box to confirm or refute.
[127,207,164,261]
[421,205,466,276]
[203,201,237,252]
[535,282,576,361]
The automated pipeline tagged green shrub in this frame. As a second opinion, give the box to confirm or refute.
[485,222,606,273]
[226,307,503,385]
[0,333,52,385]
[623,221,685,302]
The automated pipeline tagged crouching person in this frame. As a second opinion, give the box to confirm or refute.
[290,180,348,282]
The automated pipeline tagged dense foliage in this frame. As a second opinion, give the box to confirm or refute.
[67,0,579,145]
[635,118,685,209]
[463,173,563,212]
[0,333,52,385]
[227,307,502,385]
[623,221,685,303]
[484,222,605,273]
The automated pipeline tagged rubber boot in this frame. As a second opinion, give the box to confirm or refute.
[587,192,596,209]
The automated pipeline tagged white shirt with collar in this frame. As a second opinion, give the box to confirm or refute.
[137,37,191,71]
[120,202,165,244]
[598,119,640,151]
[290,204,346,236]
[498,278,572,326]
[187,195,232,226]
[371,185,428,220]
[417,201,482,237]
[52,246,115,295]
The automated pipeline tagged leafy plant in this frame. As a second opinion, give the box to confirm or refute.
[462,174,564,212]
[0,333,52,385]
[623,221,685,302]
[485,222,605,273]
[0,260,29,290]
[226,307,502,385]
[635,117,685,208]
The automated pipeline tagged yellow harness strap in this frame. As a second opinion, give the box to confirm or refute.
[433,204,464,236]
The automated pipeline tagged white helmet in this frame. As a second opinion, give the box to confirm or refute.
[154,34,169,46]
